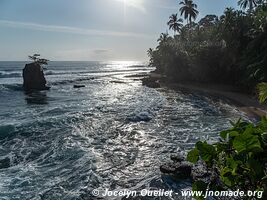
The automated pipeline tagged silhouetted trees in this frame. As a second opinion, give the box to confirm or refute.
[28,54,49,66]
[179,0,199,25]
[167,14,183,35]
[147,0,267,90]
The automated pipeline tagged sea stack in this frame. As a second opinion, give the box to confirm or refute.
[23,62,49,91]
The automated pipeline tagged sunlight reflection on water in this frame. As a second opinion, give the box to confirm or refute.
[0,61,247,200]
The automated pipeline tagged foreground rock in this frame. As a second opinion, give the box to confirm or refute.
[160,154,212,182]
[142,77,160,88]
[141,72,166,88]
[23,63,49,91]
[160,162,192,179]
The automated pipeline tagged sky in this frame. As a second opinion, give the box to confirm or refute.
[0,0,238,61]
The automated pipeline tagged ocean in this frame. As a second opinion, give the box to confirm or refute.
[0,61,246,199]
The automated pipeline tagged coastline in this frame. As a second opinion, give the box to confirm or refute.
[144,73,267,120]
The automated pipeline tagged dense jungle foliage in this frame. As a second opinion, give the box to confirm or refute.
[148,0,267,90]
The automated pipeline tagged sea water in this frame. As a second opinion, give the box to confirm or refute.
[0,61,246,199]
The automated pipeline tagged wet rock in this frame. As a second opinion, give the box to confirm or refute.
[124,73,148,78]
[73,84,85,88]
[160,158,212,181]
[23,63,49,91]
[142,77,160,88]
[160,163,177,174]
[176,163,192,177]
[110,80,126,84]
[0,157,10,169]
[160,162,192,179]
[191,162,212,182]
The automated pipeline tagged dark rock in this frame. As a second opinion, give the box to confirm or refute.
[23,63,49,91]
[160,157,214,182]
[25,91,48,105]
[142,77,160,88]
[160,161,192,179]
[110,80,126,84]
[124,73,148,78]
[191,162,211,181]
[160,163,177,174]
[175,162,192,178]
[73,85,86,88]
[0,157,10,169]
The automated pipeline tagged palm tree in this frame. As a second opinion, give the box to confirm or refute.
[156,32,171,52]
[167,14,183,35]
[179,0,199,25]
[157,33,169,44]
[238,0,258,11]
[147,48,153,58]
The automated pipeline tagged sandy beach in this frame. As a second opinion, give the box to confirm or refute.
[164,82,267,120]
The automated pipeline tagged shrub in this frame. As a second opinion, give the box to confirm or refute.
[28,54,49,66]
[187,117,267,199]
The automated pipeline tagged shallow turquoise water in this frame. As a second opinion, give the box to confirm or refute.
[0,61,247,200]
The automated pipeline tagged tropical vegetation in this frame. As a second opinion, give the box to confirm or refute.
[148,0,267,91]
[185,79,267,200]
[151,0,267,198]
[28,54,49,66]
[167,14,183,35]
[187,117,267,199]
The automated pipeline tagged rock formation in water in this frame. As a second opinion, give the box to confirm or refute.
[142,77,160,88]
[160,154,213,182]
[73,84,86,88]
[23,63,49,91]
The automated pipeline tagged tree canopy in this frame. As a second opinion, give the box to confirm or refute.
[28,54,49,66]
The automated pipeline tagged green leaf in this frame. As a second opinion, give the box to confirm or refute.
[192,180,207,200]
[187,148,199,163]
[196,141,216,163]
[248,158,264,179]
[229,131,239,137]
[216,142,228,153]
[260,116,267,128]
[261,132,267,141]
[220,167,236,187]
[233,130,263,154]
[226,157,240,175]
[220,130,229,139]
[257,82,267,103]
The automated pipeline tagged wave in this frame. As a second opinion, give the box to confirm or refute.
[126,109,154,122]
[51,77,96,85]
[0,72,21,78]
[0,84,23,91]
[0,124,16,140]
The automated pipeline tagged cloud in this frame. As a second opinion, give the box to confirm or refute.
[53,49,113,61]
[0,19,152,38]
[93,49,110,55]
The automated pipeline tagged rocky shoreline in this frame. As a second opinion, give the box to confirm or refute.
[141,72,267,120]
[159,154,216,184]
[139,71,267,187]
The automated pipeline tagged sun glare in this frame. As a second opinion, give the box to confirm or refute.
[114,0,145,13]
